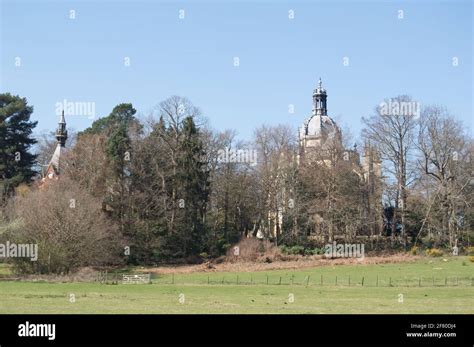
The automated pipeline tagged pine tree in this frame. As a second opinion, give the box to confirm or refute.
[175,116,210,256]
[78,103,138,230]
[79,103,138,137]
[0,93,37,201]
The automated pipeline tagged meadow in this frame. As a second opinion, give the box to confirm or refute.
[0,256,472,314]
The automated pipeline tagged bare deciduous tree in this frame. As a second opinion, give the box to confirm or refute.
[362,96,417,246]
[3,177,122,274]
[416,106,472,246]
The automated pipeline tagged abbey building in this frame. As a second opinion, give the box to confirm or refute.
[266,79,382,241]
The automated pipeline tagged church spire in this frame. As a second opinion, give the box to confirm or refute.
[312,78,327,116]
[45,111,68,180]
[55,110,68,147]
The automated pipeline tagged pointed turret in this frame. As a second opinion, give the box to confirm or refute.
[45,111,68,180]
[55,110,68,147]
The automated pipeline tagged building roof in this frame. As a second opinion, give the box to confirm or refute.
[300,78,340,141]
[49,143,62,173]
[300,114,339,139]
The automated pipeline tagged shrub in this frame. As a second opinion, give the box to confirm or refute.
[421,237,435,249]
[410,246,418,255]
[307,248,323,256]
[466,247,474,256]
[425,248,443,257]
[2,178,122,274]
[469,256,474,263]
[288,245,305,255]
[226,238,279,262]
[280,246,322,256]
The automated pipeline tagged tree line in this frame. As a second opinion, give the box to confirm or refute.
[0,93,472,273]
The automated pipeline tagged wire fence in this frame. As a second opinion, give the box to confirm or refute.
[0,271,471,287]
[145,273,474,287]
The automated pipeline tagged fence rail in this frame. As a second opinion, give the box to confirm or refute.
[154,274,474,287]
[0,272,471,287]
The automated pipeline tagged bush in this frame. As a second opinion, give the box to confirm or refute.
[226,238,280,262]
[425,248,443,257]
[280,246,322,256]
[2,178,122,274]
[469,256,474,263]
[421,237,435,249]
[314,247,325,255]
[410,246,418,255]
[306,248,323,256]
[466,246,474,256]
[289,246,305,255]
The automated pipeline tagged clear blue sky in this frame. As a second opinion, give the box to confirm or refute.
[1,0,472,141]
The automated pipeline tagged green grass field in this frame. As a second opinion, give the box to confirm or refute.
[0,257,472,314]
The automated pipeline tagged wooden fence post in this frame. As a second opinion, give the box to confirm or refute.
[362,277,364,286]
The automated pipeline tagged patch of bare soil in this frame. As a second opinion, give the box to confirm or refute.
[140,254,420,275]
